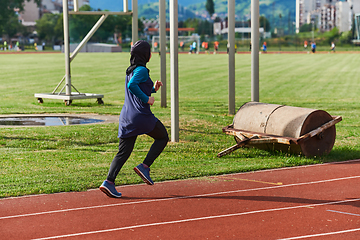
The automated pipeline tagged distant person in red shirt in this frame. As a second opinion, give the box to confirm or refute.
[214,41,219,54]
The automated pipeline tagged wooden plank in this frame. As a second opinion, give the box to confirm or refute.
[296,116,342,144]
[222,126,297,144]
[217,135,258,157]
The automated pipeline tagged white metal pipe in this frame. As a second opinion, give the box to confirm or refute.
[123,0,128,12]
[63,0,71,95]
[251,0,260,102]
[52,75,66,94]
[132,0,138,44]
[295,0,300,33]
[228,0,235,115]
[70,14,108,62]
[159,0,166,108]
[74,0,79,12]
[170,0,179,142]
[69,11,132,15]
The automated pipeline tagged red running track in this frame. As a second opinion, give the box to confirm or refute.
[1,160,360,239]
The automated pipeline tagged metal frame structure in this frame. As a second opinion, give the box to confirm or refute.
[251,0,260,103]
[159,0,166,108]
[35,0,135,106]
[151,35,201,53]
[354,13,360,43]
[34,0,261,143]
[228,0,235,114]
[170,0,179,142]
[167,0,259,141]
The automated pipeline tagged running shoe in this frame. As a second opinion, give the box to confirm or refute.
[99,180,122,198]
[134,164,154,185]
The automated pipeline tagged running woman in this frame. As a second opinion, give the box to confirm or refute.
[100,40,169,198]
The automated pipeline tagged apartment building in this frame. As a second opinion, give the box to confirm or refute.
[336,0,360,33]
[320,4,336,32]
[336,1,351,32]
[296,0,360,33]
[18,0,90,27]
[296,0,336,33]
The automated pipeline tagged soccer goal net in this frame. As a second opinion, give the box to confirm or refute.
[151,34,201,53]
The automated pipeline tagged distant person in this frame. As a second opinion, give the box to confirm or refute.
[227,42,237,54]
[214,41,219,54]
[4,41,7,51]
[189,44,193,54]
[192,41,197,54]
[311,41,316,53]
[330,42,335,53]
[99,40,168,198]
[153,41,158,53]
[204,42,209,53]
[262,42,267,53]
[304,40,308,49]
[180,41,184,51]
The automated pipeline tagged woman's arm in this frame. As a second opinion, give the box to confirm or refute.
[127,67,150,103]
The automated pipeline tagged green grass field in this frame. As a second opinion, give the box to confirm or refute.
[0,51,359,198]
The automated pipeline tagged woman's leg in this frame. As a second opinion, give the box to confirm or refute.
[107,135,137,183]
[143,120,169,167]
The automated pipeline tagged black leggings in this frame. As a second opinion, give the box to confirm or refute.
[107,120,169,183]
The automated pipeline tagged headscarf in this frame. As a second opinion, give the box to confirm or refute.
[126,40,151,75]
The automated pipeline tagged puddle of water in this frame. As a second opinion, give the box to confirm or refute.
[0,117,104,126]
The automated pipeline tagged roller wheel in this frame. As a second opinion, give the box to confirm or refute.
[37,98,43,104]
[299,125,336,157]
[64,100,72,106]
[97,98,104,105]
[299,110,336,157]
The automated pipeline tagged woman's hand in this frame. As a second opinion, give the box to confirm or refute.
[154,80,163,91]
[147,96,155,105]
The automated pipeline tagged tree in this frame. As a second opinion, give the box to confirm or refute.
[214,17,222,23]
[299,23,317,33]
[184,18,213,36]
[339,30,353,44]
[205,0,215,18]
[35,4,144,44]
[36,13,62,44]
[0,0,41,35]
[2,11,25,40]
[67,5,142,43]
[259,16,270,32]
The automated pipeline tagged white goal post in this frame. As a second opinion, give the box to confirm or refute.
[152,34,201,53]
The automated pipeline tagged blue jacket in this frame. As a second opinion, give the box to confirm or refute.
[118,66,158,138]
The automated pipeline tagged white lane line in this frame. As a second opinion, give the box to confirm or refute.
[327,209,360,217]
[2,175,360,220]
[5,159,360,202]
[278,227,360,240]
[31,198,360,240]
